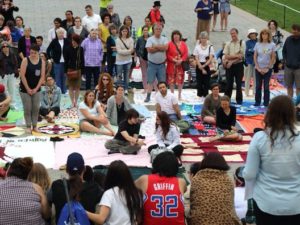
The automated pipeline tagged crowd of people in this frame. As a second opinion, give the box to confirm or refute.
[0,0,300,224]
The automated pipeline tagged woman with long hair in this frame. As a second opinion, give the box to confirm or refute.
[148,111,184,159]
[244,95,300,225]
[0,157,50,224]
[95,73,114,110]
[87,160,144,225]
[106,24,118,77]
[64,34,84,108]
[253,29,276,107]
[27,162,51,193]
[78,90,114,136]
[166,30,188,100]
[190,152,241,225]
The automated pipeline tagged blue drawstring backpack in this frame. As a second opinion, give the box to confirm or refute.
[57,178,90,225]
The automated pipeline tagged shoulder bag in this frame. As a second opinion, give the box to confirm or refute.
[174,41,190,71]
[66,48,81,80]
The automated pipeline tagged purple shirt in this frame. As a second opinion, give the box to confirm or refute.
[25,38,31,57]
[81,37,103,67]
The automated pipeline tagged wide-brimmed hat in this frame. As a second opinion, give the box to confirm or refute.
[247,28,258,38]
[153,1,162,7]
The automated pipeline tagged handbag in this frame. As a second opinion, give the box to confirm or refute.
[66,48,81,80]
[173,41,189,71]
[150,147,173,163]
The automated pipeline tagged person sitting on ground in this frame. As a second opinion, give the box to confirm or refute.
[148,111,184,161]
[78,90,114,136]
[189,152,241,225]
[0,83,11,121]
[135,151,187,225]
[201,83,221,124]
[39,76,61,123]
[155,81,181,121]
[27,162,51,194]
[184,161,202,222]
[106,84,132,126]
[0,157,51,225]
[48,152,103,224]
[95,73,114,111]
[210,95,242,142]
[105,108,145,154]
[87,160,143,225]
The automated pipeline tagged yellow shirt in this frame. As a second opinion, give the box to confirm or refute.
[99,23,110,52]
[136,26,153,38]
[99,0,112,8]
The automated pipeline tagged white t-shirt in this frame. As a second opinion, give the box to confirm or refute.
[47,27,67,43]
[99,187,131,225]
[234,187,247,220]
[78,101,100,121]
[82,14,102,32]
[58,39,64,63]
[193,44,215,63]
[155,91,178,115]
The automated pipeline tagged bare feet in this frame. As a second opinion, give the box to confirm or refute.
[32,127,39,133]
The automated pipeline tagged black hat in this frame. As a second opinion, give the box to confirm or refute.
[153,1,162,7]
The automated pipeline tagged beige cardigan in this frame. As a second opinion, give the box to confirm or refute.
[116,37,134,63]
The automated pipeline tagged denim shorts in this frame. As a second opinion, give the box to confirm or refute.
[147,61,166,83]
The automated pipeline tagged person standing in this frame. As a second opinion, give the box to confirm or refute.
[244,28,258,96]
[144,23,168,102]
[211,0,219,32]
[19,44,45,133]
[223,28,245,105]
[64,34,84,108]
[98,13,111,73]
[47,28,70,94]
[149,1,162,25]
[115,25,134,94]
[243,95,300,225]
[283,24,300,98]
[136,17,153,38]
[166,30,188,100]
[136,25,150,92]
[193,31,214,98]
[253,29,276,107]
[99,0,112,16]
[81,28,103,90]
[219,0,230,31]
[67,16,89,42]
[61,10,75,32]
[0,0,19,25]
[0,41,18,109]
[106,4,121,29]
[82,5,102,32]
[194,0,213,40]
[18,27,36,61]
[106,24,118,77]
[47,18,67,43]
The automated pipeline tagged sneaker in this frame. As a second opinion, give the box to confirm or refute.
[253,103,260,107]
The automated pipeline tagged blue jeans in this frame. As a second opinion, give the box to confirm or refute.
[85,66,100,90]
[54,63,66,94]
[116,62,131,90]
[147,61,166,83]
[255,69,272,106]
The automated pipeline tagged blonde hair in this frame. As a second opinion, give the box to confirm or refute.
[28,163,51,192]
[56,27,65,35]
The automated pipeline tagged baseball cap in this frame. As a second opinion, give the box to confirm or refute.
[0,84,5,93]
[66,152,85,175]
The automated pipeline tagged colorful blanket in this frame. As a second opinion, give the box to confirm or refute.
[180,134,252,163]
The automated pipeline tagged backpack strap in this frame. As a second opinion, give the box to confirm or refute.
[62,178,76,225]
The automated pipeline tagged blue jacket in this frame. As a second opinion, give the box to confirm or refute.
[245,39,257,65]
[40,85,61,109]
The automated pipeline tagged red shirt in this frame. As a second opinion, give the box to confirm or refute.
[150,9,161,25]
[143,174,185,225]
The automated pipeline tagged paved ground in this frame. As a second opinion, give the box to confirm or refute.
[12,0,290,180]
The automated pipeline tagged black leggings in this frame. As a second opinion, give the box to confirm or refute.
[254,200,300,225]
[148,144,184,158]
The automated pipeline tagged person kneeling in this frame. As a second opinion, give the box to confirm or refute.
[0,84,11,121]
[105,109,145,154]
[148,111,184,161]
[78,90,114,136]
[39,76,61,123]
[210,95,242,142]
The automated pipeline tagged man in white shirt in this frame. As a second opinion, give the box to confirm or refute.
[155,81,181,121]
[48,18,67,43]
[82,5,102,32]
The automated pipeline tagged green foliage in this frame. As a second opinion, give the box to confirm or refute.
[233,0,300,30]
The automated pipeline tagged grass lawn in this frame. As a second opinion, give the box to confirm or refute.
[232,0,300,31]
